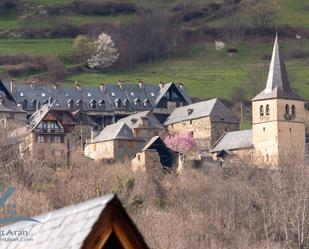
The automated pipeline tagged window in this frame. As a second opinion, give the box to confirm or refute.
[77,99,83,109]
[291,105,296,116]
[137,154,141,161]
[115,99,121,108]
[37,135,44,143]
[68,99,74,109]
[90,99,97,109]
[190,120,193,125]
[22,99,28,109]
[143,98,149,107]
[260,105,264,116]
[134,98,141,107]
[53,136,61,143]
[266,104,270,115]
[123,99,129,108]
[32,99,37,109]
[99,100,105,109]
[285,104,290,115]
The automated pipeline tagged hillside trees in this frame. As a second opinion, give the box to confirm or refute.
[87,33,119,70]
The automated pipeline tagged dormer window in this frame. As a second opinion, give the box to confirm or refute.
[36,102,41,110]
[266,104,270,116]
[285,104,290,115]
[115,98,121,108]
[77,99,83,109]
[22,99,28,109]
[123,99,129,108]
[32,99,37,109]
[68,99,74,109]
[260,105,264,116]
[143,98,149,107]
[291,105,296,117]
[99,99,105,109]
[134,98,141,107]
[90,99,97,109]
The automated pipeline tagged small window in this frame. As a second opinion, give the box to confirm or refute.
[32,99,37,109]
[77,99,83,109]
[99,100,105,109]
[20,92,24,97]
[285,104,290,115]
[190,120,193,125]
[134,98,141,107]
[137,154,141,161]
[260,105,264,116]
[291,105,296,116]
[266,104,270,115]
[22,99,28,109]
[90,99,97,109]
[41,93,46,97]
[68,99,74,109]
[123,99,129,108]
[263,127,265,131]
[37,135,44,143]
[53,136,61,143]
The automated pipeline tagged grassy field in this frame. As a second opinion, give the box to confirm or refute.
[64,40,309,100]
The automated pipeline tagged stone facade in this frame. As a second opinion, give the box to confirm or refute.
[84,139,144,161]
[132,127,167,142]
[252,98,306,166]
[131,149,161,172]
[166,116,239,150]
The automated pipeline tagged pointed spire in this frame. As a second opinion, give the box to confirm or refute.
[253,35,302,101]
[265,34,291,93]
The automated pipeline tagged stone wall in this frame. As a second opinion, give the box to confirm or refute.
[133,128,167,142]
[166,116,239,150]
[131,149,161,172]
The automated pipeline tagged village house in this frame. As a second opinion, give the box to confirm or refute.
[164,98,240,150]
[1,80,192,125]
[211,35,306,167]
[20,102,96,165]
[84,122,145,162]
[0,80,26,127]
[0,194,150,249]
[131,136,177,172]
[117,110,167,141]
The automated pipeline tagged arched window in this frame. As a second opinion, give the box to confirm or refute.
[67,99,74,109]
[291,105,296,117]
[285,104,290,115]
[266,104,270,116]
[99,99,105,109]
[90,99,96,109]
[260,105,264,116]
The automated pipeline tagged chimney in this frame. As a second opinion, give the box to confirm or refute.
[179,82,184,91]
[138,80,144,89]
[75,81,82,91]
[99,82,105,92]
[118,80,124,89]
[159,81,165,90]
[9,80,16,94]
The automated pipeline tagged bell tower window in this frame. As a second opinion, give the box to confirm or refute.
[266,104,270,116]
[260,105,264,116]
[285,104,290,115]
[291,105,296,117]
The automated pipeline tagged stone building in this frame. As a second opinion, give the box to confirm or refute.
[0,194,150,249]
[132,136,176,171]
[1,80,191,125]
[84,122,144,161]
[117,110,167,142]
[211,35,306,167]
[164,98,239,150]
[0,80,26,127]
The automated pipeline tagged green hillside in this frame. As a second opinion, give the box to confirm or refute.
[0,0,308,100]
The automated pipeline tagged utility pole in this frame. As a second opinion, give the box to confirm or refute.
[240,101,243,129]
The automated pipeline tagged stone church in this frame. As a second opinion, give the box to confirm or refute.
[211,35,306,167]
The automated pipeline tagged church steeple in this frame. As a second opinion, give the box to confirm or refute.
[253,35,302,101]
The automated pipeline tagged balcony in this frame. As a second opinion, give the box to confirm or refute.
[34,127,65,134]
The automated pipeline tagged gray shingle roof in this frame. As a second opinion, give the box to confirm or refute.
[211,129,253,152]
[90,122,140,143]
[117,110,165,130]
[3,82,191,113]
[0,98,25,113]
[164,98,239,126]
[253,35,302,101]
[0,194,115,249]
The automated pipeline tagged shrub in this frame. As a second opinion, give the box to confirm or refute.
[0,0,20,14]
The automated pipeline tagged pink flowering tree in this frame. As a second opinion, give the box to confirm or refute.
[164,132,198,154]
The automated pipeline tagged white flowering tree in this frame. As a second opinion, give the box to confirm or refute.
[87,33,119,69]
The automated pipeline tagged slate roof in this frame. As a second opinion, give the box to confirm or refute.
[253,35,302,101]
[211,129,253,152]
[117,110,165,130]
[0,98,25,113]
[28,102,52,130]
[90,122,141,143]
[164,98,239,126]
[0,194,115,249]
[2,82,191,113]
